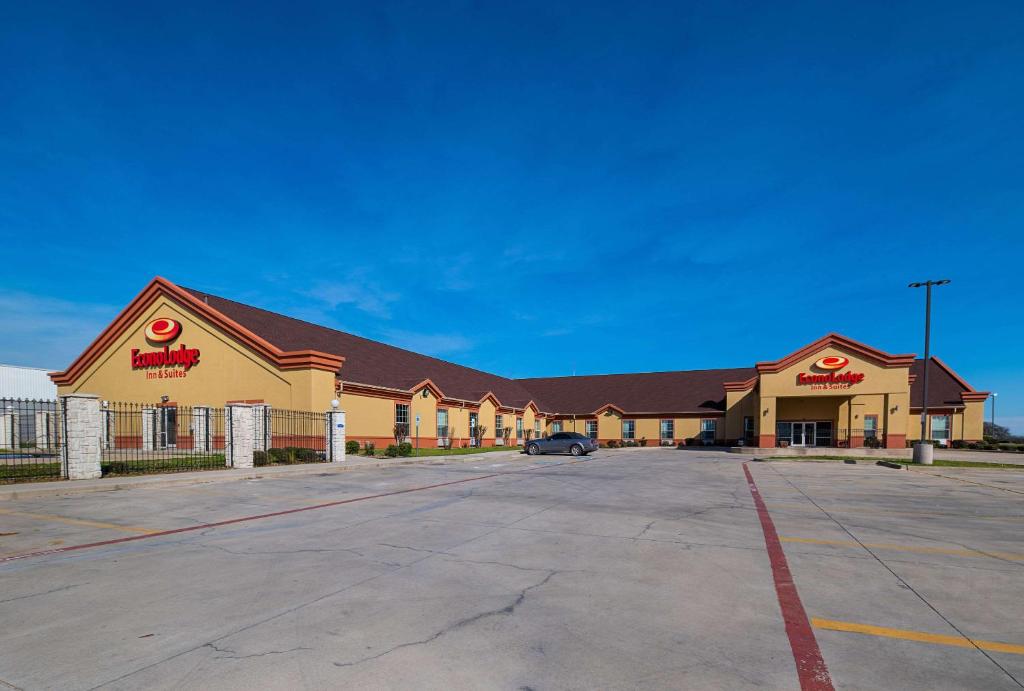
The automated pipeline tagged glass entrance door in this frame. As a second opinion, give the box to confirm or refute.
[791,422,816,447]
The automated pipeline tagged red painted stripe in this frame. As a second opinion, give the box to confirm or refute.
[0,458,587,564]
[743,462,834,691]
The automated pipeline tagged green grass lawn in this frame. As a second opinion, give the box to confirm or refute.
[767,455,1022,469]
[0,462,63,482]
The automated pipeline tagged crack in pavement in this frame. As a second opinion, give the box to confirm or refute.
[333,570,559,668]
[203,642,312,660]
[0,582,86,605]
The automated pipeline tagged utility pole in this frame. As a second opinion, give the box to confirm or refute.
[908,279,950,463]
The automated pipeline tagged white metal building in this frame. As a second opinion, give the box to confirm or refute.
[0,364,58,400]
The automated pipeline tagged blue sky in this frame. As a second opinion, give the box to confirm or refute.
[1,2,1022,431]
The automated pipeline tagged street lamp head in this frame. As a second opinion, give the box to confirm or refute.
[908,279,951,288]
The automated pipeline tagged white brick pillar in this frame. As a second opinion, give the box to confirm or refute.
[141,407,156,451]
[252,405,270,451]
[225,404,256,469]
[0,411,16,449]
[326,409,346,462]
[192,407,210,453]
[62,394,102,480]
[34,411,55,450]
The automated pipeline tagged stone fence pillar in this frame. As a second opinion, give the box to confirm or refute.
[192,407,210,453]
[226,404,256,469]
[62,394,102,480]
[326,409,346,462]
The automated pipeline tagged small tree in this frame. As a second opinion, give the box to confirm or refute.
[473,424,488,449]
[393,423,409,445]
[503,426,513,446]
[445,425,455,450]
[524,428,533,442]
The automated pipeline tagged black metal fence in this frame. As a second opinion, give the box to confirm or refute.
[836,428,887,448]
[254,407,328,466]
[101,402,227,476]
[0,398,64,483]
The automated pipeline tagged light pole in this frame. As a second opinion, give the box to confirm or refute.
[909,279,950,463]
[991,393,998,432]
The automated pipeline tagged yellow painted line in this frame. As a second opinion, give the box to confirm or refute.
[812,618,1024,656]
[780,536,1024,561]
[768,502,1024,521]
[0,508,157,535]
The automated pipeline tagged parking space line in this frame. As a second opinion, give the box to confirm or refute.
[0,507,157,535]
[0,457,591,564]
[780,536,1024,562]
[812,618,1024,655]
[767,502,1024,521]
[742,463,834,691]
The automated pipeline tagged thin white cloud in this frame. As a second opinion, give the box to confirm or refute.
[0,290,118,370]
[303,277,400,319]
[379,329,473,357]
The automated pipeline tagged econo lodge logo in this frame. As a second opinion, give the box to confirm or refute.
[132,318,201,376]
[798,354,863,388]
[144,318,182,344]
[813,355,849,371]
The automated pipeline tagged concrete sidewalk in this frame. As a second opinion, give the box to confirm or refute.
[0,449,530,501]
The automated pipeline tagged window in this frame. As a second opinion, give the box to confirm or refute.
[551,421,563,433]
[395,404,410,439]
[585,420,598,439]
[700,419,716,444]
[469,412,478,446]
[495,414,503,444]
[534,420,541,437]
[776,422,793,445]
[660,419,674,440]
[516,417,524,440]
[864,415,878,439]
[931,415,951,445]
[436,409,448,440]
[622,420,636,439]
[743,416,754,441]
[815,421,833,446]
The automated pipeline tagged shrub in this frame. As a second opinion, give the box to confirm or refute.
[639,438,648,447]
[676,441,686,449]
[346,440,360,455]
[606,440,619,448]
[863,436,881,449]
[398,442,413,457]
[295,447,319,463]
[253,450,269,466]
[364,442,375,456]
[269,448,291,464]
[384,444,399,458]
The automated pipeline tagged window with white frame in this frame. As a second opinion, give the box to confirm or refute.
[660,419,674,440]
[495,414,504,444]
[534,420,541,437]
[930,415,951,445]
[744,416,754,441]
[469,412,478,446]
[436,409,448,440]
[551,421,563,433]
[395,404,410,439]
[700,419,716,444]
[585,420,598,439]
[516,417,523,440]
[622,420,636,439]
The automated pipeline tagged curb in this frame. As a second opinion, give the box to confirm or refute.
[876,461,907,470]
[0,451,528,501]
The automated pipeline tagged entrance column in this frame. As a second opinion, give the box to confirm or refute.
[758,397,776,448]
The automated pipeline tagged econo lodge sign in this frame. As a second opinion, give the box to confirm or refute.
[131,318,201,379]
[797,355,865,390]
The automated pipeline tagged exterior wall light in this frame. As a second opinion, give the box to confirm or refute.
[330,399,339,409]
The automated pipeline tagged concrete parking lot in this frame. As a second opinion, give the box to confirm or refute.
[1,449,1022,690]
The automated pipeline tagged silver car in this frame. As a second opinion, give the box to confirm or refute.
[525,432,598,457]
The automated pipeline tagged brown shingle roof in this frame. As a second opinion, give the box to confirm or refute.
[516,368,756,415]
[181,287,542,409]
[910,358,971,408]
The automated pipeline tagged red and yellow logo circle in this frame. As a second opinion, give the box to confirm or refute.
[145,318,182,344]
[814,356,849,371]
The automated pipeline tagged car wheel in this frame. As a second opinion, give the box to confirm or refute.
[570,444,584,456]
[527,444,540,456]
